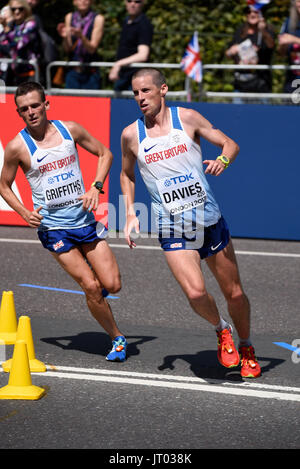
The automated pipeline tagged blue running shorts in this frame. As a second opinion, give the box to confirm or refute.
[38,222,108,253]
[158,215,230,259]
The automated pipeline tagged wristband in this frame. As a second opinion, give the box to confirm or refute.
[91,181,104,193]
[216,155,230,169]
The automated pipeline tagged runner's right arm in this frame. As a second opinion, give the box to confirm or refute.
[0,138,43,227]
[120,125,140,248]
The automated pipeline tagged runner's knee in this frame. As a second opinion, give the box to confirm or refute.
[186,286,208,303]
[102,274,122,294]
[225,286,248,308]
[82,277,103,301]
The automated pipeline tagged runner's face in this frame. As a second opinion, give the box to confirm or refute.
[16,91,48,128]
[132,75,165,117]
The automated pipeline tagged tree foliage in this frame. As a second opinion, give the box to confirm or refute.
[1,0,291,92]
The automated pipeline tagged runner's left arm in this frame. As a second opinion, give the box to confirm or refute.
[180,108,240,176]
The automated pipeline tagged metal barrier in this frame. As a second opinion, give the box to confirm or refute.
[45,61,190,100]
[0,57,40,83]
[202,64,300,104]
[45,60,300,104]
[2,58,300,104]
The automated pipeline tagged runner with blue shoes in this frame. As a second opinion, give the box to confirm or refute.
[0,81,127,362]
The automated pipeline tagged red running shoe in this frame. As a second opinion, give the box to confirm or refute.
[239,345,261,378]
[216,327,240,368]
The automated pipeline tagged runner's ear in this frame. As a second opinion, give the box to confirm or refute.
[160,84,168,97]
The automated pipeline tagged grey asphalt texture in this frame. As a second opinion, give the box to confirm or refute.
[0,225,299,454]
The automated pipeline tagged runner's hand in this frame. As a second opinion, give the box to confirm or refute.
[124,214,140,249]
[26,206,43,228]
[79,188,100,212]
[203,159,226,176]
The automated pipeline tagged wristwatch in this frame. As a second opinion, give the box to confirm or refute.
[91,181,104,194]
[216,155,230,169]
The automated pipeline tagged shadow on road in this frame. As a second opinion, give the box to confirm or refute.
[158,350,285,382]
[41,332,157,359]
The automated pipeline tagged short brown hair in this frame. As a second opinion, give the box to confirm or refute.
[15,81,46,105]
[132,68,166,88]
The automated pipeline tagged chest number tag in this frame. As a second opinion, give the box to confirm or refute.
[156,168,207,216]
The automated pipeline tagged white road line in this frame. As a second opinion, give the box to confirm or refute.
[108,245,300,258]
[1,363,299,401]
[0,238,41,244]
[0,238,300,258]
[21,365,300,402]
[46,365,300,393]
[235,250,300,258]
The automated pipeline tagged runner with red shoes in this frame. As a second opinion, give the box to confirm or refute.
[217,327,261,378]
[120,68,261,378]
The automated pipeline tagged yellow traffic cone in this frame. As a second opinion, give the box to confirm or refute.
[0,340,45,400]
[0,291,17,344]
[2,316,46,373]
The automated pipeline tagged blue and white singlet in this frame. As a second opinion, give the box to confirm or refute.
[136,107,221,241]
[20,120,95,231]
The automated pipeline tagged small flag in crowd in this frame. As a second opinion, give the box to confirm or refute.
[247,0,271,10]
[180,31,202,83]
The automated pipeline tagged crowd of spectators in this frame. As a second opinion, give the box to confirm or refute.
[0,0,300,97]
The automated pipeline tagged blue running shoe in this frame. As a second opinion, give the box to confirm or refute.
[106,336,127,362]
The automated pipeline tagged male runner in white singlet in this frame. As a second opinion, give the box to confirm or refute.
[120,68,261,378]
[0,82,127,362]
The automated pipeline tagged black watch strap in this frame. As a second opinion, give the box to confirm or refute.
[91,181,104,193]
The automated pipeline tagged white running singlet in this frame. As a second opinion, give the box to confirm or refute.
[136,107,221,240]
[20,120,95,231]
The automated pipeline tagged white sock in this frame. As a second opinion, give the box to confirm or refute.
[215,317,230,332]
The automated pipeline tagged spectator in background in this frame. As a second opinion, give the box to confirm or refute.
[109,0,153,91]
[0,5,13,81]
[25,0,58,86]
[278,0,300,93]
[26,0,43,29]
[225,5,275,98]
[0,5,13,33]
[0,0,40,85]
[58,0,104,90]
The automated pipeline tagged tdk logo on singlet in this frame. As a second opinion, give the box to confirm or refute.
[48,170,75,184]
[164,173,194,187]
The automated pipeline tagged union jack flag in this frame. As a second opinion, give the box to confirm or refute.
[247,0,271,10]
[53,240,64,251]
[180,31,202,83]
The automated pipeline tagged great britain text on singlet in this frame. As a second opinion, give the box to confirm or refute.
[144,143,188,165]
[39,154,76,174]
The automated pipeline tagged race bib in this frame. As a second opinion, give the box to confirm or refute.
[42,167,84,209]
[156,168,207,216]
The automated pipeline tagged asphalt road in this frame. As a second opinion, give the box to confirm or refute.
[0,226,299,456]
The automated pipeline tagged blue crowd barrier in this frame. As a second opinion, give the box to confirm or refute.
[109,99,299,240]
